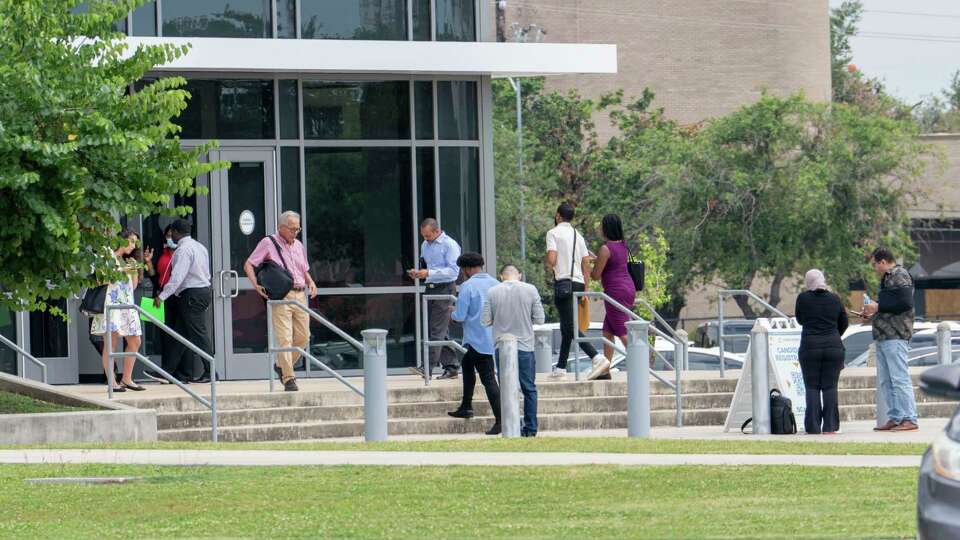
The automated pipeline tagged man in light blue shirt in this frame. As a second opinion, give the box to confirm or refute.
[448,252,502,435]
[407,218,462,379]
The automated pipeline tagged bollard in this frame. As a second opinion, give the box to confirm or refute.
[534,327,553,373]
[362,329,389,442]
[871,343,889,428]
[498,334,522,438]
[626,320,651,438]
[938,322,953,366]
[750,321,771,434]
[675,328,689,427]
[676,329,689,372]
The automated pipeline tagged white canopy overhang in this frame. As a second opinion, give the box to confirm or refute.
[125,37,617,77]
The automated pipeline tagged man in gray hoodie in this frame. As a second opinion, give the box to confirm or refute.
[482,264,545,437]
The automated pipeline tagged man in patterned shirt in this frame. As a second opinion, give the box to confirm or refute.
[862,247,918,432]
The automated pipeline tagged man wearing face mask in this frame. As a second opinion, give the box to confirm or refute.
[143,225,192,383]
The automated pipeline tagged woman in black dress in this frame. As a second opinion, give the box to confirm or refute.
[795,269,848,434]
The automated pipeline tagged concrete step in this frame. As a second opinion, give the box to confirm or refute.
[124,374,917,414]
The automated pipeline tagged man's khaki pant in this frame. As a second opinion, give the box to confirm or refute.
[272,289,310,382]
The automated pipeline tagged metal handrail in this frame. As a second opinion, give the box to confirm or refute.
[717,289,787,378]
[420,293,468,386]
[636,297,685,345]
[266,300,365,395]
[574,290,683,426]
[0,333,48,384]
[105,303,218,442]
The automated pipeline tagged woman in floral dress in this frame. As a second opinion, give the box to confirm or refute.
[91,229,144,392]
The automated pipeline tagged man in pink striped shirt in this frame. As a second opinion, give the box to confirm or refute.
[244,211,318,391]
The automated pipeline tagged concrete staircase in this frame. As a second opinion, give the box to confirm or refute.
[119,374,960,442]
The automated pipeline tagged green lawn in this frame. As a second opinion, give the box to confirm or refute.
[0,464,917,539]
[15,438,930,455]
[0,391,89,415]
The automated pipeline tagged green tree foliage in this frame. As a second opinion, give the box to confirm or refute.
[0,0,223,313]
[830,0,863,104]
[915,70,960,134]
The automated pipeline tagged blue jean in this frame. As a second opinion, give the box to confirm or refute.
[876,339,918,423]
[496,349,538,435]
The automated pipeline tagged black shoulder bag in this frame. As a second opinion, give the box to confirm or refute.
[255,236,294,301]
[80,284,108,316]
[554,228,579,301]
[625,243,645,292]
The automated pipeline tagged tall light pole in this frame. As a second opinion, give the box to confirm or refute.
[505,21,545,265]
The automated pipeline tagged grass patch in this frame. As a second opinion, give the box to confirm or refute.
[0,463,916,539]
[0,391,89,415]
[10,438,929,455]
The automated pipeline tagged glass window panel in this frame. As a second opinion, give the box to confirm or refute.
[279,80,299,139]
[232,290,268,353]
[414,81,434,140]
[29,300,69,358]
[439,147,481,253]
[301,0,406,40]
[437,81,478,140]
[0,308,16,375]
[177,80,275,140]
[132,2,157,36]
[416,147,436,226]
[305,147,414,287]
[162,0,271,38]
[436,0,475,41]
[280,146,301,216]
[302,81,409,140]
[227,162,267,272]
[277,0,297,38]
[309,294,416,369]
[412,0,430,40]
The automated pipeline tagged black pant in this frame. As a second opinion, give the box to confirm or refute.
[798,347,844,433]
[555,281,598,368]
[168,287,213,379]
[158,295,190,378]
[460,346,501,423]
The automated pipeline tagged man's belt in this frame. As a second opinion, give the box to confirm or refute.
[425,282,455,289]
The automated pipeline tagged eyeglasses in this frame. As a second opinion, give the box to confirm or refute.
[281,224,301,233]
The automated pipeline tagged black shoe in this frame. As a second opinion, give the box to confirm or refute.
[485,423,501,436]
[191,373,212,384]
[448,409,474,419]
[437,368,458,380]
[522,431,537,438]
[284,378,299,392]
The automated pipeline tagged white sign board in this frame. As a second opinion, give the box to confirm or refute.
[238,210,255,236]
[723,318,807,432]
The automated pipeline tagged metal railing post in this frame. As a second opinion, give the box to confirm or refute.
[626,320,651,438]
[105,305,114,399]
[0,333,48,384]
[718,293,726,378]
[421,295,431,386]
[267,302,276,393]
[534,326,553,373]
[675,328,688,427]
[938,322,953,365]
[498,334,521,438]
[750,321,771,434]
[362,329,389,442]
[572,292,581,381]
[210,362,218,443]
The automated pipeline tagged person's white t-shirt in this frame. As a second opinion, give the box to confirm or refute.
[545,222,589,284]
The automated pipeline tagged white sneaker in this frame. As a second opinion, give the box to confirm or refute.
[587,355,611,380]
[549,366,567,379]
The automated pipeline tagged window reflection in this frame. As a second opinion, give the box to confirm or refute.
[162,0,272,38]
[177,80,275,139]
[280,147,302,217]
[437,81,478,140]
[436,0,475,41]
[415,81,434,140]
[0,308,16,375]
[304,148,414,287]
[412,0,431,40]
[439,147,481,254]
[232,290,268,353]
[132,2,157,36]
[279,79,299,139]
[302,81,410,140]
[309,294,416,369]
[277,0,297,38]
[301,0,406,40]
[416,147,436,226]
[29,300,69,358]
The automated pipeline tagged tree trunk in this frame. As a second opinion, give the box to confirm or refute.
[766,271,786,317]
[732,271,758,319]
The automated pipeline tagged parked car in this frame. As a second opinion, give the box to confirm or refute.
[694,319,755,354]
[907,340,960,367]
[843,321,960,367]
[646,346,744,372]
[536,322,681,373]
[916,364,960,539]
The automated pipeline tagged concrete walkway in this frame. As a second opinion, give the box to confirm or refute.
[0,449,921,468]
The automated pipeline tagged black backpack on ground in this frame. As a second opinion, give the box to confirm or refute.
[740,389,798,435]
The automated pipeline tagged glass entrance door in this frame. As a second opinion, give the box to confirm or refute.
[210,149,277,380]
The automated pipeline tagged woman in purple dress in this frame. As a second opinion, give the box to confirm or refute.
[587,214,637,380]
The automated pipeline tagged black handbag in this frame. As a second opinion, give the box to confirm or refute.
[80,284,108,315]
[255,236,294,301]
[626,244,645,292]
[554,227,579,301]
